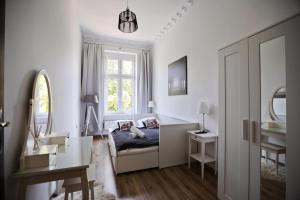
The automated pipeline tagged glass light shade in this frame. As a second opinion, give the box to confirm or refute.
[198,102,209,114]
[118,8,138,33]
[148,101,155,108]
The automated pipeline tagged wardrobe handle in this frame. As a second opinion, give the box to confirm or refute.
[251,121,257,143]
[242,120,249,141]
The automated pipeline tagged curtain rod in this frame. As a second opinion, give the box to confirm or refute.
[82,41,152,52]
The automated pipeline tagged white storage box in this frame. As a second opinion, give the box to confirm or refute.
[39,132,69,145]
[23,144,57,169]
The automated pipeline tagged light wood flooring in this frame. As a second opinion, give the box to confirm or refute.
[92,137,218,200]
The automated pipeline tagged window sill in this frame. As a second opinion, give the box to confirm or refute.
[103,113,135,121]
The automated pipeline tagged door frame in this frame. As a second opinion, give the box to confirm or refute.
[0,0,5,199]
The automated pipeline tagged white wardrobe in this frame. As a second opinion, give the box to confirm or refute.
[218,14,300,200]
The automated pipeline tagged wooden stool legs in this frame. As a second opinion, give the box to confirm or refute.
[64,188,69,200]
[261,142,286,176]
[275,153,279,175]
[64,184,95,200]
[63,164,96,200]
[90,181,95,200]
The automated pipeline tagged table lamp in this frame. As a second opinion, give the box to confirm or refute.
[148,101,155,113]
[198,102,209,133]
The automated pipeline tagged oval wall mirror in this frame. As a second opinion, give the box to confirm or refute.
[270,87,286,122]
[32,70,53,135]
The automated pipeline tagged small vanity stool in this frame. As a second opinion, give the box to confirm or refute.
[261,142,286,175]
[63,164,96,200]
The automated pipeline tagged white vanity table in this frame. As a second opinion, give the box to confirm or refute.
[261,124,286,141]
[13,136,93,200]
[13,70,93,200]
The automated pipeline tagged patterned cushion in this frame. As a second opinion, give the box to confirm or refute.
[118,120,134,131]
[144,118,159,129]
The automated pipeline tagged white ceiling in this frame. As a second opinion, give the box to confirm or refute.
[78,0,186,43]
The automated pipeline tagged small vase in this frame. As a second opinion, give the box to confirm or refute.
[33,137,40,152]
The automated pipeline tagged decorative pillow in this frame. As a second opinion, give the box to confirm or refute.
[136,119,146,128]
[144,118,159,129]
[108,121,120,133]
[118,120,134,131]
[137,117,159,127]
[130,126,145,138]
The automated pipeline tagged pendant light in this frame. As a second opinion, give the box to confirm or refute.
[118,0,138,33]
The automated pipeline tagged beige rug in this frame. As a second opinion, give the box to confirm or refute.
[52,185,115,200]
[261,158,285,182]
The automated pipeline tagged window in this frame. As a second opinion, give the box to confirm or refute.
[104,51,136,114]
[36,75,49,114]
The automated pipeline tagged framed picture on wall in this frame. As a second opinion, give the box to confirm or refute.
[168,56,187,96]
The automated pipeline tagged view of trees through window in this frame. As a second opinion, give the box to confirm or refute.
[104,52,136,114]
[122,79,133,112]
[37,76,49,114]
[107,78,118,111]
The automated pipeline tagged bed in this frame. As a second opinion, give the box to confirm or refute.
[106,114,198,174]
[108,127,159,174]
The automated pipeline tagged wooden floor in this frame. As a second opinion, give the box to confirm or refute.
[92,137,285,200]
[261,173,285,200]
[261,178,285,200]
[92,137,218,200]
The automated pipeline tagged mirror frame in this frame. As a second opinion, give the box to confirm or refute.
[32,69,53,135]
[269,86,286,122]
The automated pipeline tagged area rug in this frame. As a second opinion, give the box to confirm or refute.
[261,158,285,182]
[52,185,115,200]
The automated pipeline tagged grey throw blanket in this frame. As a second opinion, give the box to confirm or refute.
[111,128,159,151]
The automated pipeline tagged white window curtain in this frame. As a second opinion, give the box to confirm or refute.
[138,50,152,113]
[81,43,103,134]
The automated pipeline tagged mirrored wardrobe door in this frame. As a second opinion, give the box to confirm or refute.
[249,14,300,200]
[250,30,287,200]
[260,36,287,200]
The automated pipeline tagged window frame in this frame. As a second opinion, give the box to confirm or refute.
[103,50,137,115]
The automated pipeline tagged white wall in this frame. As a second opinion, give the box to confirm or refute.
[4,0,81,199]
[153,0,300,133]
[82,29,153,50]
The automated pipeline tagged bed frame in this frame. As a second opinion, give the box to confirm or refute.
[105,114,198,174]
[108,133,159,174]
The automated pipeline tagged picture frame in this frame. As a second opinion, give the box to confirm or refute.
[168,56,187,96]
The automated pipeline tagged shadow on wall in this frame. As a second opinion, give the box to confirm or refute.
[208,103,218,131]
[6,69,36,199]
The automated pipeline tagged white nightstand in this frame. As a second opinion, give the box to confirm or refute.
[187,130,218,179]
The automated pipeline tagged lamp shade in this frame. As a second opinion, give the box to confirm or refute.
[148,101,155,108]
[118,7,138,33]
[83,94,99,104]
[198,102,209,114]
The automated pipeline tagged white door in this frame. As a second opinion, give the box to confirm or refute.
[249,15,300,200]
[0,1,6,199]
[218,39,250,200]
